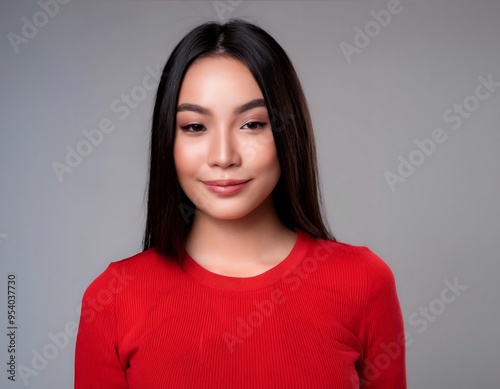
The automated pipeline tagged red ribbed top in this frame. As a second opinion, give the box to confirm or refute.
[74,229,406,388]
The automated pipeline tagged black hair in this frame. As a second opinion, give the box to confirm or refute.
[143,18,336,264]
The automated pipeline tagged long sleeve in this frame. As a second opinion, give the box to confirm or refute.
[74,262,129,389]
[356,247,407,388]
[72,232,407,388]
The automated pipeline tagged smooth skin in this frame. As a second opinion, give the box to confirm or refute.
[174,55,297,277]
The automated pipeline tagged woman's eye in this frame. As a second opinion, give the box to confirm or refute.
[180,124,205,133]
[180,122,266,132]
[242,122,266,130]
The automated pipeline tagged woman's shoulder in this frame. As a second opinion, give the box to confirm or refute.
[305,234,397,287]
[308,234,390,266]
[81,247,180,298]
[109,247,175,270]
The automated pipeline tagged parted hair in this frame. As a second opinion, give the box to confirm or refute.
[142,18,336,264]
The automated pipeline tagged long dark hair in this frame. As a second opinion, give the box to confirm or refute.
[142,18,336,264]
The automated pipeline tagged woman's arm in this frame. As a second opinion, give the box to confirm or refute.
[74,262,129,389]
[356,247,407,388]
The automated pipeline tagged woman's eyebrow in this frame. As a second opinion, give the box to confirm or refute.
[176,98,267,116]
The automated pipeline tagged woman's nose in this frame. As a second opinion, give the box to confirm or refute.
[207,127,241,168]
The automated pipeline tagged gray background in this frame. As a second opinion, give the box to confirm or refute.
[1,0,499,388]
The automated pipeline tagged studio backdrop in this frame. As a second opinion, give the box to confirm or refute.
[1,0,499,388]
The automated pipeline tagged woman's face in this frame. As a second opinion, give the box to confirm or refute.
[174,55,280,221]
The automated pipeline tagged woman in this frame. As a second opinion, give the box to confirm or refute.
[75,18,407,388]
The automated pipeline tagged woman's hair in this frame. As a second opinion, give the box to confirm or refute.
[142,18,336,264]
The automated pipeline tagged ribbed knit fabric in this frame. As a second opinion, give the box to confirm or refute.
[74,229,407,388]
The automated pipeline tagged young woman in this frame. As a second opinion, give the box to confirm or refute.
[75,18,407,388]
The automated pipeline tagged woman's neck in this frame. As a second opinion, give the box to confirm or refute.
[184,200,297,277]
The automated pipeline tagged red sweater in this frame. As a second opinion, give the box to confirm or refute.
[74,229,407,388]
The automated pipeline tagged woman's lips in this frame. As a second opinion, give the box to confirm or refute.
[202,179,250,186]
[203,179,251,195]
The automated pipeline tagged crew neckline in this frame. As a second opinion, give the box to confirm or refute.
[181,229,311,291]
